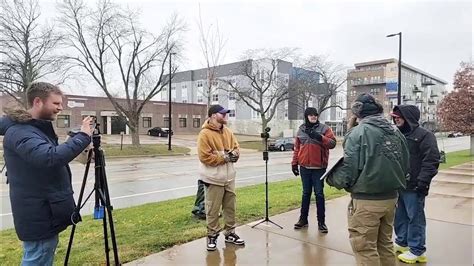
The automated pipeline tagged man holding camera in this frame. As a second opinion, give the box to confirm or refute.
[291,107,336,233]
[197,104,244,251]
[0,82,93,265]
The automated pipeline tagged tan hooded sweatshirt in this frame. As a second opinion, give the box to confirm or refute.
[197,118,239,186]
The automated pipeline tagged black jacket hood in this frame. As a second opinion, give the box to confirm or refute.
[393,105,420,133]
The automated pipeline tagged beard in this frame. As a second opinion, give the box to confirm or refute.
[217,116,227,125]
[38,108,57,121]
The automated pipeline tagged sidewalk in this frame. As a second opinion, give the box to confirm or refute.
[126,162,473,265]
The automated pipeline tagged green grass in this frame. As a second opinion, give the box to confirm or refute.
[102,144,190,157]
[0,178,345,265]
[439,149,473,169]
[238,140,265,151]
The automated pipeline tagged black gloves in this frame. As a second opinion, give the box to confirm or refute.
[305,128,323,141]
[292,165,299,176]
[415,182,429,196]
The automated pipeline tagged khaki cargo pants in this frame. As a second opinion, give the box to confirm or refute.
[348,198,398,266]
[204,181,236,237]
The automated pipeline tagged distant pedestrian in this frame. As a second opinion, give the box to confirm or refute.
[391,105,440,264]
[326,93,410,266]
[191,180,206,220]
[291,107,336,233]
[197,104,244,251]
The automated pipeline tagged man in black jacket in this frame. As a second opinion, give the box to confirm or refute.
[391,105,440,264]
[1,82,93,265]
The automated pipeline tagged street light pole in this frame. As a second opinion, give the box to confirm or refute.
[387,32,402,105]
[168,51,176,151]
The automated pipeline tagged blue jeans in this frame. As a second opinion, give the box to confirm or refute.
[22,235,59,266]
[299,167,326,223]
[394,190,426,256]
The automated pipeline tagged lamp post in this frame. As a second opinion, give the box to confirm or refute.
[168,51,176,151]
[386,32,402,105]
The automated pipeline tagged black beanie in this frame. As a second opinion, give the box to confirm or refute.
[304,107,319,126]
[351,93,383,118]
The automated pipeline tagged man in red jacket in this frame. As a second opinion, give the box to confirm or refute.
[291,107,336,233]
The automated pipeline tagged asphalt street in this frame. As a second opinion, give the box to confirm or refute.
[0,136,469,230]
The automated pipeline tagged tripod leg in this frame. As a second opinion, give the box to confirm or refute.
[97,149,120,265]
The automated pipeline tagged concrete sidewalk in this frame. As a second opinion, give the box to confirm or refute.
[126,162,473,265]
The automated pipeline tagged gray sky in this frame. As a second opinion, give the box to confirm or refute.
[42,0,472,93]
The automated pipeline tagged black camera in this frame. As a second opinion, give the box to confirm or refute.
[260,127,271,139]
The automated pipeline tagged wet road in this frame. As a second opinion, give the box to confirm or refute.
[0,136,469,229]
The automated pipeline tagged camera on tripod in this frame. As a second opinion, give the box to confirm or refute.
[260,127,271,139]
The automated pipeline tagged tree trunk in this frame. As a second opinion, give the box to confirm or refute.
[470,134,474,156]
[129,118,140,147]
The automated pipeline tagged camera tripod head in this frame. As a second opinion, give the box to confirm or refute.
[260,127,271,139]
[92,123,101,149]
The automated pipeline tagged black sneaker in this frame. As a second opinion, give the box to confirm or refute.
[193,212,206,220]
[225,233,245,245]
[207,235,218,251]
[318,223,328,234]
[294,218,308,229]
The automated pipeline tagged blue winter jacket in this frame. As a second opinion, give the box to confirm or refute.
[0,110,91,241]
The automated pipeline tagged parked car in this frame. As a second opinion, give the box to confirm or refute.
[147,127,173,137]
[268,137,295,151]
[447,132,463,138]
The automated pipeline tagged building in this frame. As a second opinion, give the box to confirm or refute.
[169,59,345,136]
[0,93,207,136]
[347,59,447,129]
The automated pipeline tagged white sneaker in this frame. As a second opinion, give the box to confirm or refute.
[394,243,409,253]
[398,250,428,264]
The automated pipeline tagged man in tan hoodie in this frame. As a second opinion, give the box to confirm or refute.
[198,104,244,251]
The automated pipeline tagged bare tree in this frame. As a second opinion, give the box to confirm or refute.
[197,5,227,108]
[58,0,185,146]
[291,55,347,115]
[0,0,64,108]
[288,66,320,115]
[221,48,296,133]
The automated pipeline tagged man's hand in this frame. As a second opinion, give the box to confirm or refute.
[306,129,323,141]
[415,182,429,196]
[292,164,299,176]
[80,116,94,136]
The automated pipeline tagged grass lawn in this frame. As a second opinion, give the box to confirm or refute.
[102,144,190,157]
[439,149,473,169]
[0,179,345,265]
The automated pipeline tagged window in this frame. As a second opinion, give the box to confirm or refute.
[197,81,203,87]
[229,109,236,118]
[57,115,70,128]
[212,94,219,101]
[193,118,201,128]
[229,92,236,100]
[163,117,170,128]
[197,95,203,103]
[179,117,187,128]
[212,81,218,86]
[143,117,152,128]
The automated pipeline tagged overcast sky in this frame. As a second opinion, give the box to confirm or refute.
[41,0,472,93]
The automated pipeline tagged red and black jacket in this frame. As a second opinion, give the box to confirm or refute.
[291,123,336,168]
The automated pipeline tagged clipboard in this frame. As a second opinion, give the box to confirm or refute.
[320,157,344,181]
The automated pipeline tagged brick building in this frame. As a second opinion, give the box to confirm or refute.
[0,93,207,136]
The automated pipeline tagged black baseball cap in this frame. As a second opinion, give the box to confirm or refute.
[208,104,230,117]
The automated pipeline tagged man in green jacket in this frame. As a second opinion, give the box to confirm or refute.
[327,93,409,266]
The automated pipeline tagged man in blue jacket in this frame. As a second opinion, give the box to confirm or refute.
[391,105,439,264]
[0,82,93,265]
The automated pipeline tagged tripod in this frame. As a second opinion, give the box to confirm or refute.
[252,128,283,229]
[65,126,120,265]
